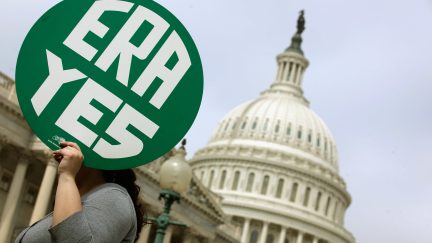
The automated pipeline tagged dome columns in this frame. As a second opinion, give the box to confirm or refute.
[271,52,309,98]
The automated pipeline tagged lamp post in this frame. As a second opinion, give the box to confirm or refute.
[154,139,192,243]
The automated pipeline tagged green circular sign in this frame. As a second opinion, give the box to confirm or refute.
[16,0,203,169]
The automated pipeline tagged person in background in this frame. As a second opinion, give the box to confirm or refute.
[15,141,144,243]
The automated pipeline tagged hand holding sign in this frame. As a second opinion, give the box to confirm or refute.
[16,0,203,169]
[53,141,84,178]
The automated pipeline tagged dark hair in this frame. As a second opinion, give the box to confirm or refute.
[101,169,144,242]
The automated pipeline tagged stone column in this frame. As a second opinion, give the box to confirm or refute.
[288,64,298,83]
[163,226,173,243]
[30,159,58,225]
[295,66,303,84]
[278,226,287,243]
[241,218,251,243]
[258,222,269,243]
[282,62,290,81]
[312,236,319,243]
[0,157,29,243]
[296,231,304,243]
[136,224,152,243]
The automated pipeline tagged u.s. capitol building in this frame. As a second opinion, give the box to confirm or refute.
[190,12,355,243]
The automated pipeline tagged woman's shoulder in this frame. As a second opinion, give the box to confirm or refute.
[82,183,130,202]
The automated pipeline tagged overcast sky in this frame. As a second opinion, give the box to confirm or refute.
[1,0,432,242]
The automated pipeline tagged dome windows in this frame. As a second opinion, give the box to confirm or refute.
[315,191,322,211]
[276,178,284,198]
[246,173,255,192]
[232,171,240,190]
[208,170,215,188]
[252,118,258,130]
[289,182,298,202]
[274,120,281,133]
[303,187,311,206]
[286,123,292,135]
[297,126,303,139]
[219,170,227,189]
[307,129,312,143]
[325,196,331,216]
[261,175,270,195]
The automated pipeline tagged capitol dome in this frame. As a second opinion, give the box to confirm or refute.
[191,11,354,243]
[207,88,339,171]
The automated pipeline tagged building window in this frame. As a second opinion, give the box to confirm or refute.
[276,178,284,198]
[219,170,227,189]
[24,185,38,205]
[289,183,298,202]
[200,170,204,180]
[232,171,240,190]
[263,118,269,131]
[260,175,269,195]
[252,118,258,130]
[303,187,311,206]
[208,170,214,188]
[241,118,248,130]
[232,118,238,129]
[307,130,312,143]
[246,173,255,192]
[0,172,12,192]
[250,230,259,243]
[275,120,281,133]
[325,197,331,216]
[224,119,231,131]
[297,126,302,139]
[315,192,322,211]
[286,123,292,135]
[266,234,274,243]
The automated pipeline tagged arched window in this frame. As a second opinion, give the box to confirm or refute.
[263,118,269,131]
[286,123,292,135]
[275,120,281,133]
[252,118,258,130]
[266,234,274,243]
[249,230,259,243]
[303,187,311,206]
[232,171,240,190]
[241,118,248,130]
[208,170,214,188]
[297,126,302,139]
[315,191,322,211]
[276,178,284,198]
[289,183,298,202]
[325,196,331,216]
[224,119,231,131]
[246,173,255,192]
[261,175,269,195]
[219,170,227,189]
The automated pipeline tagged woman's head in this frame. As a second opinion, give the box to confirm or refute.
[101,169,145,242]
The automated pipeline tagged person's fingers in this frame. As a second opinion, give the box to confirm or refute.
[53,153,63,162]
[60,141,81,151]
